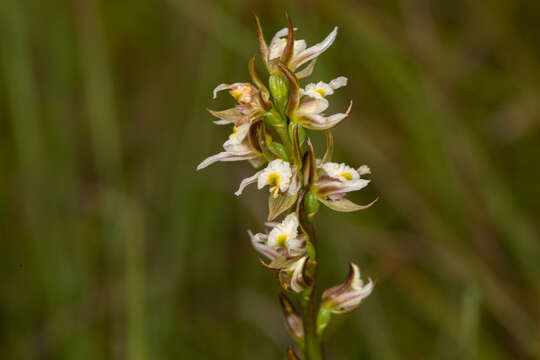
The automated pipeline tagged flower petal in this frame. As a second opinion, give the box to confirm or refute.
[298,101,352,130]
[212,82,244,99]
[319,197,378,212]
[196,151,256,171]
[290,27,338,69]
[297,97,329,114]
[235,171,261,196]
[207,108,243,125]
[295,58,317,79]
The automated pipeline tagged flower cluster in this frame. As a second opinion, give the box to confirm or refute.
[197,15,375,358]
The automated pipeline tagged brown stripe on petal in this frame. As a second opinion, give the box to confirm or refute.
[280,13,295,65]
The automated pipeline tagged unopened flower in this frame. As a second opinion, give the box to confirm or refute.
[210,82,266,126]
[279,293,304,342]
[322,262,374,314]
[197,122,259,170]
[235,159,300,197]
[278,255,312,293]
[248,213,306,268]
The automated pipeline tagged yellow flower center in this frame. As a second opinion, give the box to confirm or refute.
[229,127,238,139]
[315,88,326,97]
[267,173,281,186]
[340,172,353,180]
[276,234,288,248]
[231,89,243,101]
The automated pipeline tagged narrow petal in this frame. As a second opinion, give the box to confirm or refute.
[295,58,317,79]
[319,197,378,212]
[298,101,352,130]
[207,108,243,124]
[297,97,329,114]
[329,76,348,90]
[290,27,338,69]
[234,171,261,196]
[248,231,280,261]
[212,83,244,99]
[196,151,255,171]
[255,16,269,69]
[290,256,310,293]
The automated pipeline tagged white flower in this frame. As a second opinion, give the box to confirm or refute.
[317,161,370,199]
[293,77,352,130]
[267,213,304,255]
[322,263,374,314]
[196,123,257,170]
[262,26,338,77]
[235,159,299,197]
[209,82,264,126]
[248,213,306,269]
[301,77,348,99]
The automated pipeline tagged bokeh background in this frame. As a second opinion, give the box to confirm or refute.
[2,0,540,359]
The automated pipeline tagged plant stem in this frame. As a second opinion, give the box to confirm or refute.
[303,220,324,360]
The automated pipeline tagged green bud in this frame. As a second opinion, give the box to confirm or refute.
[268,142,290,162]
[316,306,332,337]
[269,74,289,113]
[264,109,284,128]
[303,190,320,218]
[288,122,306,144]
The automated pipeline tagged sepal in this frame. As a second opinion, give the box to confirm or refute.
[279,293,304,343]
[321,130,333,164]
[268,193,298,221]
[268,142,290,162]
[254,16,269,71]
[319,197,377,212]
[278,255,312,293]
[280,13,295,66]
[322,262,374,314]
[278,63,300,116]
[287,346,301,360]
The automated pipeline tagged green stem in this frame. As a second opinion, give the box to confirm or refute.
[303,220,324,360]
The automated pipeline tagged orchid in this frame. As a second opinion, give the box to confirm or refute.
[256,16,338,78]
[235,159,300,197]
[322,262,374,314]
[210,82,267,126]
[196,122,260,170]
[197,15,377,359]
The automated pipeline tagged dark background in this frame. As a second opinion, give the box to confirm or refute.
[1,0,540,358]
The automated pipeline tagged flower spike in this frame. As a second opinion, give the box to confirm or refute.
[197,16,379,358]
[322,262,374,314]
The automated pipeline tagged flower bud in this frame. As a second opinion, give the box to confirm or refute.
[264,108,284,127]
[287,346,300,360]
[268,142,290,162]
[278,255,312,293]
[316,306,332,336]
[303,190,320,218]
[322,262,373,314]
[279,293,304,343]
[269,74,289,113]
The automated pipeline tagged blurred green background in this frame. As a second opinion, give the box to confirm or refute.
[2,0,540,359]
